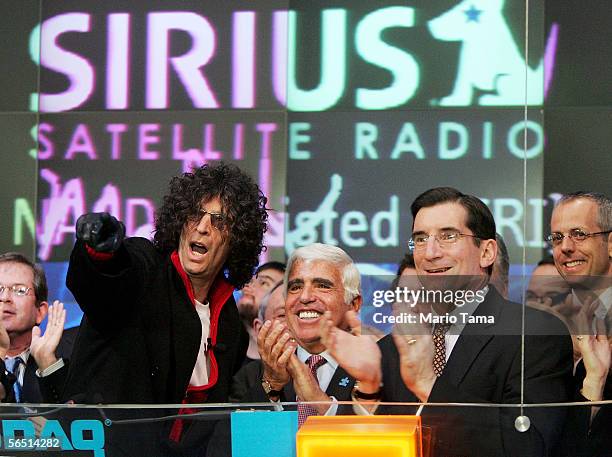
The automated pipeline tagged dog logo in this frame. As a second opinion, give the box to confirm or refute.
[428,0,558,106]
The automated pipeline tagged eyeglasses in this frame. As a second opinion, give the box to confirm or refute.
[525,291,568,306]
[408,231,479,252]
[0,284,32,297]
[545,229,611,246]
[190,209,228,231]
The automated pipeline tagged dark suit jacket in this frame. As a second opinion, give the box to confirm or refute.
[377,286,574,457]
[231,357,356,414]
[556,361,612,457]
[64,238,247,457]
[20,326,78,404]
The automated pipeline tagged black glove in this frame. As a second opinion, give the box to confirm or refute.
[76,212,125,253]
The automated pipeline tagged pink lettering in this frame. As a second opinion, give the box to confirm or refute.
[65,124,97,159]
[106,13,131,109]
[106,123,128,160]
[202,124,222,160]
[138,123,160,159]
[37,123,55,160]
[125,198,155,238]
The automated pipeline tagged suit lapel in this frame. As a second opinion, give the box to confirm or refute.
[21,357,41,403]
[443,288,503,386]
[325,366,354,401]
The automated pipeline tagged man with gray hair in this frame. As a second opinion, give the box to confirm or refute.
[548,191,611,457]
[234,243,361,425]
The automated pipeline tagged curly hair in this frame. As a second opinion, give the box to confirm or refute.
[153,162,268,288]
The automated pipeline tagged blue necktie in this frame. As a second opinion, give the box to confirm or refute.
[5,357,24,402]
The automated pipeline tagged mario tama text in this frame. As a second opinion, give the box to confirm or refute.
[372,310,495,326]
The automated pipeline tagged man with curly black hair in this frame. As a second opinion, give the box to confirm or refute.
[63,162,268,455]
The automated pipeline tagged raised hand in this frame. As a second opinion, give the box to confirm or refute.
[287,354,330,415]
[320,310,382,391]
[257,320,297,390]
[577,317,611,401]
[30,300,66,371]
[391,302,437,401]
[76,212,125,253]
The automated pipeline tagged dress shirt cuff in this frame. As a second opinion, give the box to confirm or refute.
[323,396,339,416]
[269,397,284,412]
[35,358,65,378]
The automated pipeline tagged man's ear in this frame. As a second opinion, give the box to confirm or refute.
[35,301,49,325]
[607,232,612,260]
[480,238,497,270]
[253,318,263,334]
[350,295,363,313]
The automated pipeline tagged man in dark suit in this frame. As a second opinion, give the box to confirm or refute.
[548,191,611,457]
[64,163,267,456]
[234,243,360,421]
[0,252,76,404]
[323,187,574,456]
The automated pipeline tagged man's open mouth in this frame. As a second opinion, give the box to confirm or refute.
[190,242,208,255]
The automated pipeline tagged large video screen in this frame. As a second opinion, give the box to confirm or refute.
[1,0,610,321]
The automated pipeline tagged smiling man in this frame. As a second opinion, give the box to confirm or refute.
[64,163,268,455]
[549,191,611,457]
[323,187,573,457]
[0,252,76,403]
[238,244,360,425]
[549,192,611,314]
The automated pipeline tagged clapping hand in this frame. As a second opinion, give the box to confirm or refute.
[30,300,66,371]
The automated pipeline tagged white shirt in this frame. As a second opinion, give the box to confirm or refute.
[189,299,211,386]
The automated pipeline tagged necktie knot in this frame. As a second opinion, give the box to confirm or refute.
[433,322,452,337]
[306,354,327,373]
[5,357,23,374]
[4,357,24,402]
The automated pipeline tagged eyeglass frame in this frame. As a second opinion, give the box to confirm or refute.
[524,290,569,306]
[408,230,480,252]
[545,229,612,247]
[0,284,33,297]
[188,209,229,231]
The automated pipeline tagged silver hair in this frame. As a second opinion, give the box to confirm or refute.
[257,281,284,322]
[557,191,612,232]
[285,243,361,304]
